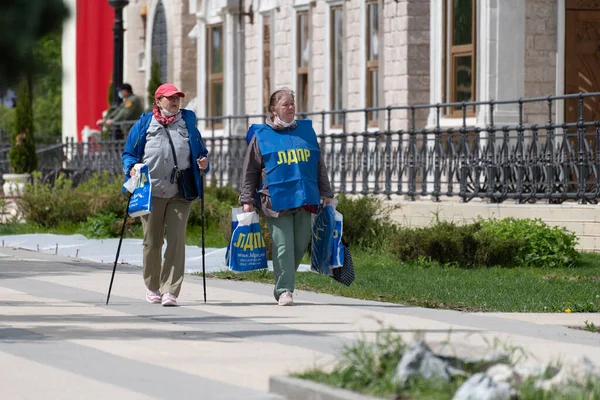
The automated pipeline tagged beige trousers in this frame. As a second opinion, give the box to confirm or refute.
[141,196,192,297]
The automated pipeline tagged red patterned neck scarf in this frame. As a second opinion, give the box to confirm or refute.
[152,107,179,126]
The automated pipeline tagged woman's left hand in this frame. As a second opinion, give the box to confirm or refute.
[197,157,208,171]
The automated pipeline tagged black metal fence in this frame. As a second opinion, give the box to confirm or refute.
[4,92,600,203]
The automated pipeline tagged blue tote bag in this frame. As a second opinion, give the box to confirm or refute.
[126,164,152,218]
[225,207,242,266]
[310,204,336,275]
[331,207,344,268]
[227,211,268,272]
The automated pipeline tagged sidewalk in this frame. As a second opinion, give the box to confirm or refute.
[0,233,312,274]
[1,245,600,399]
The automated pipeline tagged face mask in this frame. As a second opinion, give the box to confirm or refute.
[161,107,178,117]
[275,115,294,128]
[118,92,124,100]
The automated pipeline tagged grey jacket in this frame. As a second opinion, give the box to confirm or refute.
[143,115,191,198]
[239,120,334,218]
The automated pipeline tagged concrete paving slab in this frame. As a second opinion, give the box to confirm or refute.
[0,245,600,399]
[0,233,311,274]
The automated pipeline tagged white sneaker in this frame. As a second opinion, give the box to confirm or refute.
[278,291,294,306]
[146,289,161,304]
[161,292,178,307]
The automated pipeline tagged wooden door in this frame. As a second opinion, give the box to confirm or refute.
[564,2,600,196]
[565,3,600,123]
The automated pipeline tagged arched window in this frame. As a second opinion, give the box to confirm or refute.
[151,0,168,83]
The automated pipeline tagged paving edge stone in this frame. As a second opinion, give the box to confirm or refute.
[269,376,385,400]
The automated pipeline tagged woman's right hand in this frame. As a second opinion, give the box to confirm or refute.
[242,204,254,213]
[129,168,137,177]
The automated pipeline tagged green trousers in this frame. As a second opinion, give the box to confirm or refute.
[267,210,312,294]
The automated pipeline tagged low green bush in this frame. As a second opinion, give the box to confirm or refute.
[335,194,399,249]
[85,212,120,238]
[18,172,90,227]
[392,221,484,267]
[189,184,239,232]
[390,218,579,268]
[19,173,240,238]
[478,218,579,268]
[77,171,127,218]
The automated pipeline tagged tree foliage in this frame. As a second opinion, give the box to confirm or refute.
[32,30,62,141]
[0,0,69,86]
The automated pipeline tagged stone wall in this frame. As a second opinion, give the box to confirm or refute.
[244,1,259,116]
[124,1,148,108]
[240,0,431,132]
[310,1,327,114]
[123,0,197,110]
[171,1,197,103]
[524,0,557,125]
[407,1,430,129]
[345,0,362,130]
[273,1,294,90]
[383,0,430,131]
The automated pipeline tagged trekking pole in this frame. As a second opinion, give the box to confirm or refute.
[106,193,131,305]
[201,171,207,303]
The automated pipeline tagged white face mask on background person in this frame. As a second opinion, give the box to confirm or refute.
[118,92,124,100]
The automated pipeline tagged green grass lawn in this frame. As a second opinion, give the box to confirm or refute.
[211,251,600,313]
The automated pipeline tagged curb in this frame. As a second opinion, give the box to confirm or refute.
[269,376,384,400]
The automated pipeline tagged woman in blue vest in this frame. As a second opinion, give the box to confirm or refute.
[122,83,209,307]
[240,88,334,306]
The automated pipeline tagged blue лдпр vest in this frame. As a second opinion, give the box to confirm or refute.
[251,119,321,211]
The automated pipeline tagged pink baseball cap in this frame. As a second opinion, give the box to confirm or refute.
[154,83,185,99]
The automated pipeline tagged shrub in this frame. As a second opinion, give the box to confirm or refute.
[9,77,38,173]
[335,194,399,250]
[85,212,119,238]
[188,184,238,230]
[18,172,90,227]
[77,172,126,217]
[390,218,579,268]
[392,221,484,267]
[214,184,240,205]
[471,227,525,268]
[478,218,579,268]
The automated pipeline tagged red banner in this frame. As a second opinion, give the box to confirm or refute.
[75,0,113,142]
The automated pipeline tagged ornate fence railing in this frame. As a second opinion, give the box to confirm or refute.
[3,92,600,203]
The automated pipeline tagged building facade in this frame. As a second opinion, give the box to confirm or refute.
[64,0,600,139]
[121,1,597,130]
[59,0,600,250]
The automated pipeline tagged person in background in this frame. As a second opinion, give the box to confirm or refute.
[122,83,209,307]
[97,83,144,139]
[239,88,334,306]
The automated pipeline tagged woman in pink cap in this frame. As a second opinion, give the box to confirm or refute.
[122,83,209,307]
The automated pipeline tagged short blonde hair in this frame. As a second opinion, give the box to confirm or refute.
[268,88,295,120]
